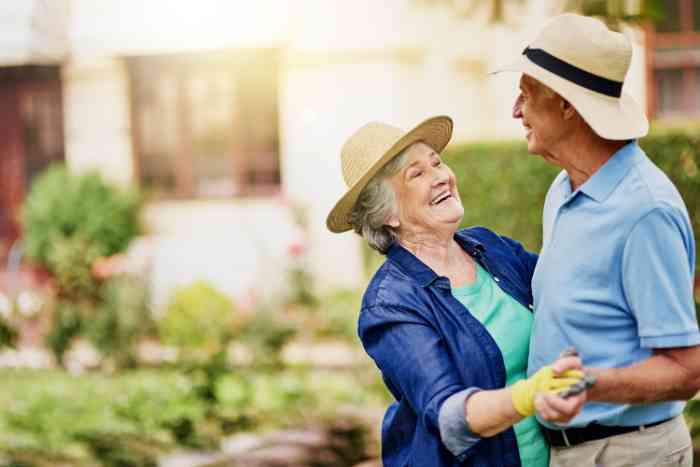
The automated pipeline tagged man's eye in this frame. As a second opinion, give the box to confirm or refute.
[412,171,423,178]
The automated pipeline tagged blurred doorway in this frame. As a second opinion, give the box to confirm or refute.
[0,65,64,259]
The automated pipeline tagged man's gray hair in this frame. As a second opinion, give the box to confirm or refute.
[349,150,409,254]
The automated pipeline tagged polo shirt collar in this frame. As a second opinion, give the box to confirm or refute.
[387,231,485,287]
[575,141,641,203]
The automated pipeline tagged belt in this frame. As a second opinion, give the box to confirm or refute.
[542,418,671,448]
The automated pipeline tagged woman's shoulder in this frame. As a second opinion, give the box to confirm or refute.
[455,226,507,249]
[364,261,420,305]
[456,226,527,253]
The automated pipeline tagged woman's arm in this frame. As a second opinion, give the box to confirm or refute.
[465,356,586,437]
[359,305,585,458]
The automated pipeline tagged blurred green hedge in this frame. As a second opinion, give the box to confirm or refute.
[443,128,700,264]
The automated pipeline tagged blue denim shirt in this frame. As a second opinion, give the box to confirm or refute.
[358,227,538,467]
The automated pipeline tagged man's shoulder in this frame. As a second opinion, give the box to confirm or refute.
[620,151,689,220]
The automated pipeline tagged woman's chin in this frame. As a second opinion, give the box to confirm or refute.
[435,211,464,229]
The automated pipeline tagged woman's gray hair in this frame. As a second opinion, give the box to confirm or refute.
[349,150,410,254]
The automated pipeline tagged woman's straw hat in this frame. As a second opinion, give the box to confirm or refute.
[326,116,453,233]
[493,13,648,140]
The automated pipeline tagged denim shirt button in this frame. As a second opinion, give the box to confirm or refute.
[493,277,500,282]
[528,304,534,310]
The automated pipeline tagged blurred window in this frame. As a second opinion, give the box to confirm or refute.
[128,50,281,199]
[648,0,700,118]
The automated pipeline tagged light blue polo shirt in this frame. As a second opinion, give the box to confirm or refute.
[528,141,699,429]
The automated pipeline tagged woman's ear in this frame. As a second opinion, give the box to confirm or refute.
[386,213,400,229]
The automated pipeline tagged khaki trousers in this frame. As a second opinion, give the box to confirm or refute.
[549,416,693,467]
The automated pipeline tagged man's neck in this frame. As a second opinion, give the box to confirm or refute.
[547,134,628,192]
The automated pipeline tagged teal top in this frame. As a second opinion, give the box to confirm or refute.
[452,263,549,467]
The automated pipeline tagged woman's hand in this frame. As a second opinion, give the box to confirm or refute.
[534,355,587,423]
[511,355,586,418]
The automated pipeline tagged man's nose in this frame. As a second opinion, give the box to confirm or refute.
[512,94,524,119]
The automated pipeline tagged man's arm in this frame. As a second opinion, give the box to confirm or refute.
[594,205,700,404]
[587,345,700,403]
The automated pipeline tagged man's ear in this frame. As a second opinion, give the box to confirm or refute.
[560,98,577,120]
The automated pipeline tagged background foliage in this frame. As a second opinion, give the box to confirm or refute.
[20,164,147,367]
[0,367,388,467]
[442,128,700,264]
[22,165,141,294]
[158,281,237,355]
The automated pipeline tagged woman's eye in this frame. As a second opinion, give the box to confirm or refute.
[412,171,423,178]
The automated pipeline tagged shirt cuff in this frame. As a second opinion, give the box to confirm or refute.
[438,387,482,459]
[640,331,700,348]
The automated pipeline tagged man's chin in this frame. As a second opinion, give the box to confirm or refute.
[526,141,544,156]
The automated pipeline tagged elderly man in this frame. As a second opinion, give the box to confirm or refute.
[497,13,700,467]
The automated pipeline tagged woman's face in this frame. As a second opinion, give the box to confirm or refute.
[387,142,463,237]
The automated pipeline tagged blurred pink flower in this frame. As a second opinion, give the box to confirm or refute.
[288,242,305,258]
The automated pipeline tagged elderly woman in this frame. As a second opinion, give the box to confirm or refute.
[326,116,588,467]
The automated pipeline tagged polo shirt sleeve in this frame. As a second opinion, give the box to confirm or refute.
[358,304,483,461]
[621,205,700,348]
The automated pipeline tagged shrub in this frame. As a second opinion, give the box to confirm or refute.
[315,289,362,342]
[22,165,141,279]
[237,308,297,368]
[87,276,155,368]
[20,165,144,368]
[158,282,237,356]
[44,300,83,366]
[0,317,17,349]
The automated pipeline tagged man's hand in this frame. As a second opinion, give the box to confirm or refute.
[535,356,588,423]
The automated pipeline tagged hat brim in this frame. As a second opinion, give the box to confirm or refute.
[491,55,649,140]
[326,116,453,233]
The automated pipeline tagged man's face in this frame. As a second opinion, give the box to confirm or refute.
[512,75,566,156]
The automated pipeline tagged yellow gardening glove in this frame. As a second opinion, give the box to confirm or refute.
[511,366,584,417]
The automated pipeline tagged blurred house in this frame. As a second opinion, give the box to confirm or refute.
[0,0,691,305]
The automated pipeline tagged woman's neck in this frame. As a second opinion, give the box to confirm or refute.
[399,232,475,285]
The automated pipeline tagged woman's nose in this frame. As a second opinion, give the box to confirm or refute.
[432,167,450,186]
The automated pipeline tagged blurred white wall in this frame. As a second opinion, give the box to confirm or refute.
[62,58,134,186]
[0,0,69,65]
[142,201,300,308]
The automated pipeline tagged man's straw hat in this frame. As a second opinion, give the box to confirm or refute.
[493,13,649,140]
[326,116,453,233]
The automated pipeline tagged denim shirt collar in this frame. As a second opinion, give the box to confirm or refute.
[386,230,486,288]
[560,140,641,203]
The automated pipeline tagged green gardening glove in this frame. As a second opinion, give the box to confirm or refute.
[511,366,584,417]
